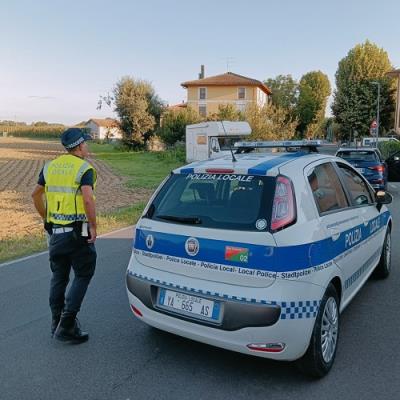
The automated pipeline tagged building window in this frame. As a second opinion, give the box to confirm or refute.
[199,104,207,117]
[199,87,207,100]
[238,87,246,100]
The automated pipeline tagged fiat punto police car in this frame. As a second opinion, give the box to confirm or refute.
[126,140,393,377]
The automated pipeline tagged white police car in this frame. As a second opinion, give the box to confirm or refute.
[126,140,392,377]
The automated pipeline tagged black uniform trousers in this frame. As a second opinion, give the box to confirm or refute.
[48,229,96,316]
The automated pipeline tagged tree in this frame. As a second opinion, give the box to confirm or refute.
[98,76,164,147]
[265,74,299,112]
[296,71,331,138]
[32,121,49,126]
[332,40,395,140]
[245,104,298,140]
[208,104,245,121]
[158,107,201,145]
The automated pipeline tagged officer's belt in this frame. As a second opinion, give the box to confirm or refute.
[52,227,74,234]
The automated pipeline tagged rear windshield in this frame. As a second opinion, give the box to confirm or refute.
[337,151,378,162]
[144,173,276,231]
[217,136,242,151]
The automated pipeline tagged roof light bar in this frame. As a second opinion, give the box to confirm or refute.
[234,140,322,148]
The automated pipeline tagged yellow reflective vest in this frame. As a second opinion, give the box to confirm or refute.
[43,154,97,225]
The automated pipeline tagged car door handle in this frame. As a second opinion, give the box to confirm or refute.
[328,228,340,241]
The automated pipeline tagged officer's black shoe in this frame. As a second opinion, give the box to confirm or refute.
[51,313,61,337]
[54,313,89,344]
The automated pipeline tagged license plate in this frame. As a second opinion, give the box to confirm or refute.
[158,288,220,321]
[356,168,365,173]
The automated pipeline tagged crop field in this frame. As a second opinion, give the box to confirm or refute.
[0,137,152,241]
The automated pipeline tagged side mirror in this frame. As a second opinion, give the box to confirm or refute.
[376,190,392,211]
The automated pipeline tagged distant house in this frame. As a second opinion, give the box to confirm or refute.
[85,118,122,140]
[181,66,272,117]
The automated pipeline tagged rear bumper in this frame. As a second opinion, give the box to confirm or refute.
[126,271,317,361]
[126,272,281,330]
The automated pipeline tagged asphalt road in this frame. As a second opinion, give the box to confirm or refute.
[1,184,400,400]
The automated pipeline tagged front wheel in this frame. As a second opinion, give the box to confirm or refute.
[373,229,391,279]
[296,284,339,378]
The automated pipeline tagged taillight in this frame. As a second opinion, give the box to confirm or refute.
[271,176,296,231]
[368,165,385,173]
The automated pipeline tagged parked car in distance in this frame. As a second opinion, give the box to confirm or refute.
[126,140,393,378]
[362,137,400,147]
[335,147,388,190]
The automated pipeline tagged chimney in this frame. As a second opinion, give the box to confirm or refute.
[198,65,205,79]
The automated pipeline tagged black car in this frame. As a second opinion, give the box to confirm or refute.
[386,150,400,182]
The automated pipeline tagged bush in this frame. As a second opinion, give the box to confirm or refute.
[378,141,400,159]
[156,145,186,163]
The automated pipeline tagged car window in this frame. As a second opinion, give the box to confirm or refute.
[149,173,276,231]
[336,163,374,206]
[336,151,378,162]
[308,163,349,214]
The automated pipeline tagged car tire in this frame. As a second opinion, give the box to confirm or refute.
[373,229,391,279]
[296,283,339,378]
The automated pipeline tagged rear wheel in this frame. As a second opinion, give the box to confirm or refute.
[296,284,339,378]
[373,229,391,279]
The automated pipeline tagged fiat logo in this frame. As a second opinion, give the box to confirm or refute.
[146,234,154,250]
[185,237,199,256]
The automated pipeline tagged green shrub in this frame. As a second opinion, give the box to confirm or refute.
[156,145,186,163]
[378,141,400,159]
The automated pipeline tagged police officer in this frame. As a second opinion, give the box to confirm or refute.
[32,128,97,344]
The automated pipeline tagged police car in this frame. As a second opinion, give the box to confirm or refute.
[126,140,392,377]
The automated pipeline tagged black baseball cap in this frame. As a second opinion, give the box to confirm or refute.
[61,128,92,149]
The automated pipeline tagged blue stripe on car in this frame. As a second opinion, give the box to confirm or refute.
[247,152,306,175]
[180,167,194,174]
[134,211,390,273]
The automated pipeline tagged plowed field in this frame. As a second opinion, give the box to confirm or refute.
[0,137,151,240]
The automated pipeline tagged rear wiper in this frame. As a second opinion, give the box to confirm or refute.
[157,215,202,224]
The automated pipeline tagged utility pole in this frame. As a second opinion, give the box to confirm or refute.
[371,81,381,148]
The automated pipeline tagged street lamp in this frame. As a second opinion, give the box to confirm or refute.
[371,81,381,147]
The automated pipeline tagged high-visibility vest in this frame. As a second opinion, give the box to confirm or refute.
[43,154,97,225]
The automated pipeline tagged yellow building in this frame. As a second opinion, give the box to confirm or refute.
[181,69,271,117]
[386,69,400,134]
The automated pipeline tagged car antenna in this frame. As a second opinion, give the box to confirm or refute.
[221,121,237,162]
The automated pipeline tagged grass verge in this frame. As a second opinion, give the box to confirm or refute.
[0,233,47,264]
[0,203,146,264]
